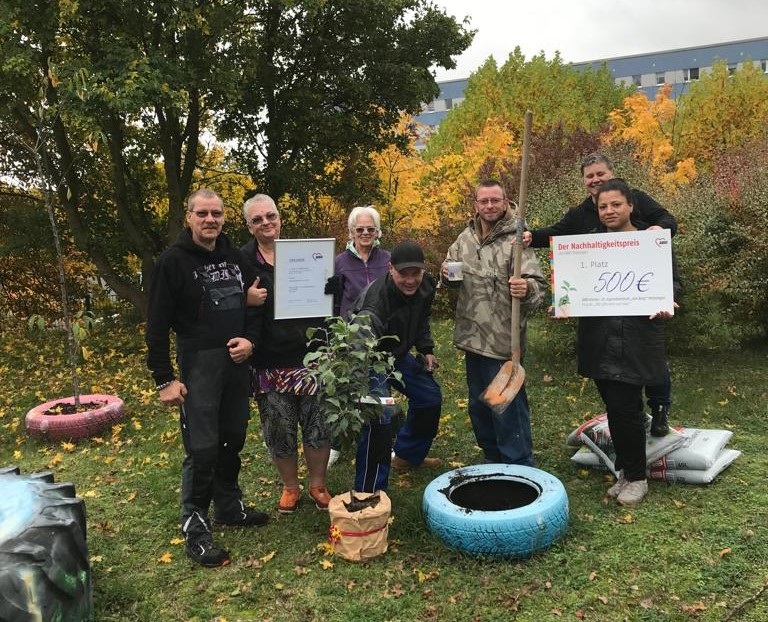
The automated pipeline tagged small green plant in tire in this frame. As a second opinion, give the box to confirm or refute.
[304,316,401,450]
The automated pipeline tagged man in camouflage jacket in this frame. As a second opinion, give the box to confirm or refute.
[441,179,548,465]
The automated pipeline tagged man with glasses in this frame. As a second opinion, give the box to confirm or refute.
[523,153,677,437]
[441,179,548,465]
[146,188,269,568]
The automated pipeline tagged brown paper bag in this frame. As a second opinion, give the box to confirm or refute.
[327,490,391,561]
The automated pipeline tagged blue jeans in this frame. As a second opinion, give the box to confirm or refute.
[355,353,442,492]
[465,351,534,466]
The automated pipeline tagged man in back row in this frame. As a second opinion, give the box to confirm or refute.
[524,153,677,437]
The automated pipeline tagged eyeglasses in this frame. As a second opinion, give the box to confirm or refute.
[248,212,279,225]
[475,198,506,206]
[190,209,224,219]
[354,226,377,234]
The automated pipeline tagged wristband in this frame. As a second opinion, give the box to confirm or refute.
[156,381,174,391]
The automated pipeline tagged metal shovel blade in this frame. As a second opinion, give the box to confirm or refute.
[480,359,526,414]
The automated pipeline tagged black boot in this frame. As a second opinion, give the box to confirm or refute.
[650,405,670,437]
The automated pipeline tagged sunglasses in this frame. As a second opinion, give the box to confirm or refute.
[249,212,279,225]
[354,226,377,234]
[189,209,224,219]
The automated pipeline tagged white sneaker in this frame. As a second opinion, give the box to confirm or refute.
[326,448,340,471]
[617,479,648,506]
[605,471,627,499]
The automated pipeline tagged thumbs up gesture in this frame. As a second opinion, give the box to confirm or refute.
[247,276,268,306]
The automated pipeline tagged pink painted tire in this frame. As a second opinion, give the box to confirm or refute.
[25,394,125,441]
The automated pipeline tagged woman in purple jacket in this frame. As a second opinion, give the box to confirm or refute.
[331,205,391,318]
[325,206,391,468]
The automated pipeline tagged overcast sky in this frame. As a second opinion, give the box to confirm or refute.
[432,0,768,80]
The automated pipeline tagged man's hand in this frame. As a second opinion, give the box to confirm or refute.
[247,277,267,306]
[423,353,439,373]
[508,277,528,299]
[227,337,255,363]
[159,380,187,406]
[514,231,533,247]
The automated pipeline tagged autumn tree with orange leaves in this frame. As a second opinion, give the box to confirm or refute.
[605,83,696,192]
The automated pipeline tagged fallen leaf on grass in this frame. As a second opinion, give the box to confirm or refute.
[294,566,310,576]
[719,547,732,557]
[617,513,634,524]
[598,596,608,605]
[384,583,406,598]
[414,569,439,582]
[320,559,334,569]
[61,441,76,452]
[170,537,185,545]
[550,608,562,616]
[261,551,276,563]
[588,571,597,581]
[157,552,173,564]
[681,602,708,614]
[673,499,686,508]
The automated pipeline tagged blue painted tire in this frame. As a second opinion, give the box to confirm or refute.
[422,464,569,558]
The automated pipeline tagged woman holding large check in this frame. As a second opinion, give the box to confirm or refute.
[577,178,682,507]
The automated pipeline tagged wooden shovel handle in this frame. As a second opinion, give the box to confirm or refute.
[511,110,533,357]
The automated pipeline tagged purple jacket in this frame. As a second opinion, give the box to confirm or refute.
[334,245,391,318]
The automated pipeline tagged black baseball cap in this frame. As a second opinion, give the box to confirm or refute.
[391,241,426,271]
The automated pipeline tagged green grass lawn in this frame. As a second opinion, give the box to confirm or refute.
[1,314,767,621]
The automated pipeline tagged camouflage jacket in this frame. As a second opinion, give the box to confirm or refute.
[443,210,548,361]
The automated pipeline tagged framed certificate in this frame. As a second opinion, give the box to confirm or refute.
[550,229,674,318]
[273,238,336,320]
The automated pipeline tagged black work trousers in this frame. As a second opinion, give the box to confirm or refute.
[178,347,250,535]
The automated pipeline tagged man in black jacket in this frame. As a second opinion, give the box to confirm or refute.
[524,153,677,436]
[350,241,443,492]
[146,189,268,568]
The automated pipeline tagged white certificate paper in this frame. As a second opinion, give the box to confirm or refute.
[273,238,335,319]
[551,230,674,318]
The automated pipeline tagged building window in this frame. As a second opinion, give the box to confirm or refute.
[655,71,665,85]
[632,74,641,86]
[684,67,699,82]
[761,60,768,74]
[445,98,453,110]
[728,63,737,76]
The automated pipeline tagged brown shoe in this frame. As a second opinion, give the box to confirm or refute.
[309,486,332,510]
[278,487,301,514]
[391,454,443,470]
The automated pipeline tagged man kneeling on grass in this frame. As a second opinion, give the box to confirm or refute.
[349,240,443,493]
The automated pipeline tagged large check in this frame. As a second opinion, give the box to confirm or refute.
[550,229,674,318]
